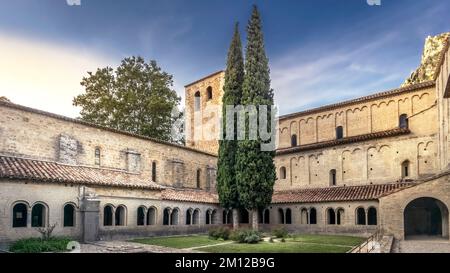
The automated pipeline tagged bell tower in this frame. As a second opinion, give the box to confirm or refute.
[184,71,225,155]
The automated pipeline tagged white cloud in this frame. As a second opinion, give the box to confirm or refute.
[0,32,115,117]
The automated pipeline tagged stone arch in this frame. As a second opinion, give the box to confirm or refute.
[193,208,200,225]
[171,208,180,225]
[103,204,114,226]
[186,208,193,225]
[300,208,309,224]
[356,207,366,225]
[194,91,201,111]
[12,201,29,228]
[404,197,449,239]
[309,207,317,224]
[115,205,127,226]
[223,210,232,224]
[206,86,213,100]
[137,206,146,226]
[285,208,292,224]
[327,208,336,225]
[278,208,285,224]
[368,207,377,226]
[163,207,171,225]
[63,202,76,227]
[337,208,345,225]
[31,202,48,227]
[279,166,287,180]
[401,160,411,178]
[147,206,157,225]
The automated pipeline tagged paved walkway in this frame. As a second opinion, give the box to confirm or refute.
[396,238,450,253]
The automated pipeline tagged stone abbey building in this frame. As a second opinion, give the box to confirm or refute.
[1,33,450,246]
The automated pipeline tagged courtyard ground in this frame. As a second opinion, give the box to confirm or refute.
[130,234,365,253]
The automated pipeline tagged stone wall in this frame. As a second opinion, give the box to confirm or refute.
[0,104,217,189]
[185,71,225,155]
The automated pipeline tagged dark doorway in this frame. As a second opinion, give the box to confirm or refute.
[239,209,249,224]
[404,197,448,238]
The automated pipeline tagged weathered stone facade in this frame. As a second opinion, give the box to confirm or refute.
[1,33,450,246]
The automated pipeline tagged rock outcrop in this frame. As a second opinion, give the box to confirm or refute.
[402,32,450,87]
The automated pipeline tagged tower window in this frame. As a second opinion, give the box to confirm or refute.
[280,167,287,179]
[399,114,408,129]
[329,169,337,186]
[152,161,157,182]
[95,147,101,166]
[194,91,201,111]
[206,86,213,100]
[336,126,343,140]
[291,134,297,147]
[402,160,410,178]
[196,169,201,188]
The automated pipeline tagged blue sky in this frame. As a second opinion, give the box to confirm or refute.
[0,0,449,117]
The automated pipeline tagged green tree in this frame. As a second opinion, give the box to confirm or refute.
[235,6,276,230]
[217,23,245,229]
[73,56,181,142]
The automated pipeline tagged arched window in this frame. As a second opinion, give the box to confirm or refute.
[12,203,28,228]
[368,207,377,225]
[163,208,170,225]
[264,209,270,224]
[171,208,179,225]
[223,210,229,224]
[152,162,157,182]
[147,207,156,225]
[31,203,46,227]
[210,210,217,224]
[309,208,317,224]
[399,114,408,129]
[194,91,201,111]
[103,205,113,226]
[63,204,75,227]
[402,160,410,178]
[301,208,309,224]
[206,86,213,100]
[337,208,344,225]
[115,205,126,226]
[285,208,292,224]
[327,208,336,225]
[186,209,192,225]
[196,169,201,188]
[291,134,297,147]
[336,126,344,140]
[95,147,101,166]
[278,208,285,224]
[356,207,366,225]
[137,207,145,226]
[206,210,211,225]
[329,169,337,186]
[193,209,200,225]
[280,167,287,180]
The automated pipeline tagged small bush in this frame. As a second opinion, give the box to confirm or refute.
[230,229,262,244]
[281,238,286,243]
[271,227,289,238]
[269,237,274,243]
[9,237,72,253]
[208,227,230,240]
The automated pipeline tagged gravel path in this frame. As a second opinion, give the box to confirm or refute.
[397,239,450,253]
[79,241,201,253]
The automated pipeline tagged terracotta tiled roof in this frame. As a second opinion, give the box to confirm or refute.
[0,155,164,190]
[279,81,434,120]
[162,188,219,204]
[276,128,410,155]
[271,182,415,204]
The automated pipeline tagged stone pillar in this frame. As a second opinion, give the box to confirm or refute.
[80,196,100,243]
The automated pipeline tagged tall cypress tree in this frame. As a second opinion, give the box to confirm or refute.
[236,6,276,230]
[217,23,244,229]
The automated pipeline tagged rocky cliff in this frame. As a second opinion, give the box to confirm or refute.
[402,32,450,87]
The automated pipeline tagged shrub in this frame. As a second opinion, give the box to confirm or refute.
[9,237,72,253]
[269,237,274,243]
[281,238,286,243]
[271,227,289,238]
[230,229,262,244]
[208,227,230,240]
[244,234,260,244]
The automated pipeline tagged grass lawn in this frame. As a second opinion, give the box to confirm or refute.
[200,241,351,253]
[132,234,365,253]
[131,235,220,249]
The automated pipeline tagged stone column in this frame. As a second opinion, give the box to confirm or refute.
[80,196,100,243]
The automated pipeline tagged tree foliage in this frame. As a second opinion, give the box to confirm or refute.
[73,56,181,142]
[217,23,244,209]
[235,6,276,212]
